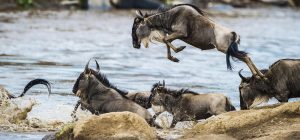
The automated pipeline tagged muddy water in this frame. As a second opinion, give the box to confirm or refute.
[0,8,300,139]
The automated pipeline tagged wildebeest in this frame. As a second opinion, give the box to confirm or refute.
[126,91,152,109]
[72,60,153,124]
[132,4,264,78]
[239,59,300,109]
[149,81,235,127]
[4,79,51,99]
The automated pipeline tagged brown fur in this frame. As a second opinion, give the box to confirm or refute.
[150,82,235,127]
[239,59,300,109]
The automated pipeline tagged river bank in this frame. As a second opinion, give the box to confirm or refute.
[41,101,300,140]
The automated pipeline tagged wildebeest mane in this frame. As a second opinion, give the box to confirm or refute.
[150,83,198,97]
[145,4,205,17]
[72,68,128,98]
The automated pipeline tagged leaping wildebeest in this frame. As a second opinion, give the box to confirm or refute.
[238,59,300,109]
[149,81,235,127]
[72,60,154,125]
[132,4,264,78]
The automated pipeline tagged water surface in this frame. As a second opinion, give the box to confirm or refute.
[0,8,300,139]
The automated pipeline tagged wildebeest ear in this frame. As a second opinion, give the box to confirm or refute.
[136,10,144,19]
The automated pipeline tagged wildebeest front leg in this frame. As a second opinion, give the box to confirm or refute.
[170,119,177,128]
[163,32,187,53]
[163,32,187,62]
[167,45,179,62]
[71,100,81,121]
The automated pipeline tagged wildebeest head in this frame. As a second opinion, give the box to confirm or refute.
[149,80,167,106]
[132,10,152,49]
[72,60,128,96]
[238,69,271,109]
[74,60,95,100]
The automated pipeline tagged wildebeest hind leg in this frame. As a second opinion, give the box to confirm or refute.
[241,57,264,78]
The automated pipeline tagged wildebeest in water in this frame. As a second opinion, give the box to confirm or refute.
[126,91,152,109]
[149,80,235,127]
[1,79,51,100]
[238,59,300,109]
[72,60,154,125]
[131,4,264,78]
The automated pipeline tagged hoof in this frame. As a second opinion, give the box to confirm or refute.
[168,57,179,62]
[175,46,186,53]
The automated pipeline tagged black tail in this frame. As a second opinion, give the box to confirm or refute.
[19,79,52,97]
[226,32,247,70]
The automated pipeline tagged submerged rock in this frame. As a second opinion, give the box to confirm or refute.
[182,101,300,140]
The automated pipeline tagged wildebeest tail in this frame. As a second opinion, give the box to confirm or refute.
[19,79,52,97]
[226,97,236,111]
[226,32,247,70]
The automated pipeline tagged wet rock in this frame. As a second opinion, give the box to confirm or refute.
[0,86,12,100]
[0,86,34,125]
[183,101,300,140]
[182,134,236,140]
[72,112,157,140]
[55,123,75,140]
[154,111,173,129]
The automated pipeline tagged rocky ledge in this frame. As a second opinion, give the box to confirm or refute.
[44,111,157,140]
[46,101,299,140]
[182,101,300,140]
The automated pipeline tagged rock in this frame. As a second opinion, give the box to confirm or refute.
[182,134,236,140]
[154,111,173,129]
[0,86,35,125]
[73,112,157,140]
[182,101,300,140]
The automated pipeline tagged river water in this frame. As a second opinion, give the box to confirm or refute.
[0,7,300,139]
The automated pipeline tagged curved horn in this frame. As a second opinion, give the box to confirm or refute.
[19,79,52,97]
[238,69,248,82]
[135,10,144,19]
[84,59,92,74]
[95,60,100,73]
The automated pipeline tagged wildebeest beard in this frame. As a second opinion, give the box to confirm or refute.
[72,68,128,97]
